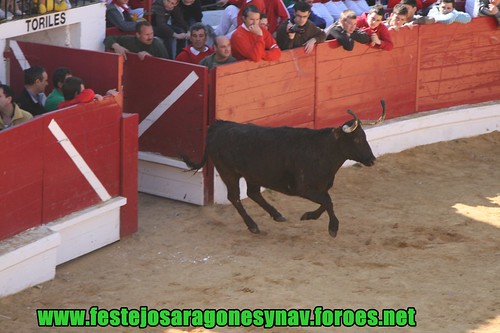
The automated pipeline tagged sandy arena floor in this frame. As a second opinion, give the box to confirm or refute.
[0,132,499,333]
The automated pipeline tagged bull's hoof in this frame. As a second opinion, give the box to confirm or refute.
[248,226,260,234]
[274,216,287,222]
[328,228,338,238]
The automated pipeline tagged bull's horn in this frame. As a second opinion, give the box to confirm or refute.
[360,99,386,126]
[342,109,359,133]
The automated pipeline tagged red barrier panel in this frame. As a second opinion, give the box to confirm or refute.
[0,120,44,241]
[5,41,122,99]
[417,17,500,112]
[122,55,208,162]
[42,99,122,223]
[120,113,139,237]
[213,17,500,129]
[0,97,134,241]
[214,49,316,128]
[315,28,419,127]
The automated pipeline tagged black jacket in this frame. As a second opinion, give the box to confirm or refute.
[16,88,47,116]
[276,20,327,51]
[327,25,370,51]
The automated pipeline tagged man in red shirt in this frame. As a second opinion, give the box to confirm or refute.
[230,5,281,61]
[175,23,214,64]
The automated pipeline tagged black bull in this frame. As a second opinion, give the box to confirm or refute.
[182,100,386,237]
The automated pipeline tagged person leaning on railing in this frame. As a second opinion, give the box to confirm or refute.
[401,0,436,29]
[57,77,118,109]
[326,9,370,51]
[104,21,170,59]
[356,4,394,51]
[478,0,500,26]
[427,0,472,24]
[384,3,409,30]
[275,1,326,54]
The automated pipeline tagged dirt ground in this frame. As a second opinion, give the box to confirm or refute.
[0,132,499,333]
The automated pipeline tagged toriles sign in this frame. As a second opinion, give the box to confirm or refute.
[25,12,67,33]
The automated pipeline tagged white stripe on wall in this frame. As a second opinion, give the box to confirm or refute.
[10,41,31,71]
[138,71,199,137]
[48,119,112,202]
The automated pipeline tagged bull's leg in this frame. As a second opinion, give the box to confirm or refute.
[247,182,286,222]
[300,206,325,221]
[301,191,339,238]
[223,176,260,234]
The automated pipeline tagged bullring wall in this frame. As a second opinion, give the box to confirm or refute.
[0,98,138,242]
[213,17,500,127]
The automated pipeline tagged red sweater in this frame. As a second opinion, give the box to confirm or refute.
[231,24,281,62]
[356,13,393,51]
[263,0,290,34]
[58,89,96,109]
[175,45,214,64]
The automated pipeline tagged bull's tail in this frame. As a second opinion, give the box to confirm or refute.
[180,147,208,172]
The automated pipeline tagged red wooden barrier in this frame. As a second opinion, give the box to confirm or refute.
[214,49,316,128]
[120,113,139,237]
[42,99,122,223]
[0,97,137,241]
[213,17,500,128]
[122,55,209,162]
[417,18,500,112]
[5,41,122,100]
[0,120,44,240]
[315,26,419,127]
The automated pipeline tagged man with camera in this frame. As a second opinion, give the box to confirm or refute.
[275,1,326,54]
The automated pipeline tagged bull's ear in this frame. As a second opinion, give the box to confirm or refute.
[333,127,342,139]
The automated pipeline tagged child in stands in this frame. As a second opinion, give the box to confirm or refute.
[356,5,394,51]
[58,77,118,109]
[385,3,409,30]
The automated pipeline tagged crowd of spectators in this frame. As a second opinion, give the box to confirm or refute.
[0,0,497,132]
[0,65,117,132]
[102,0,496,66]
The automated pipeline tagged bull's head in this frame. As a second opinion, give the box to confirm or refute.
[337,100,386,166]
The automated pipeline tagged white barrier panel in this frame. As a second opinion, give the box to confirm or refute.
[0,197,126,297]
[0,228,60,297]
[138,152,205,205]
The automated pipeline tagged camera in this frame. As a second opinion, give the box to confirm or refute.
[288,24,305,34]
